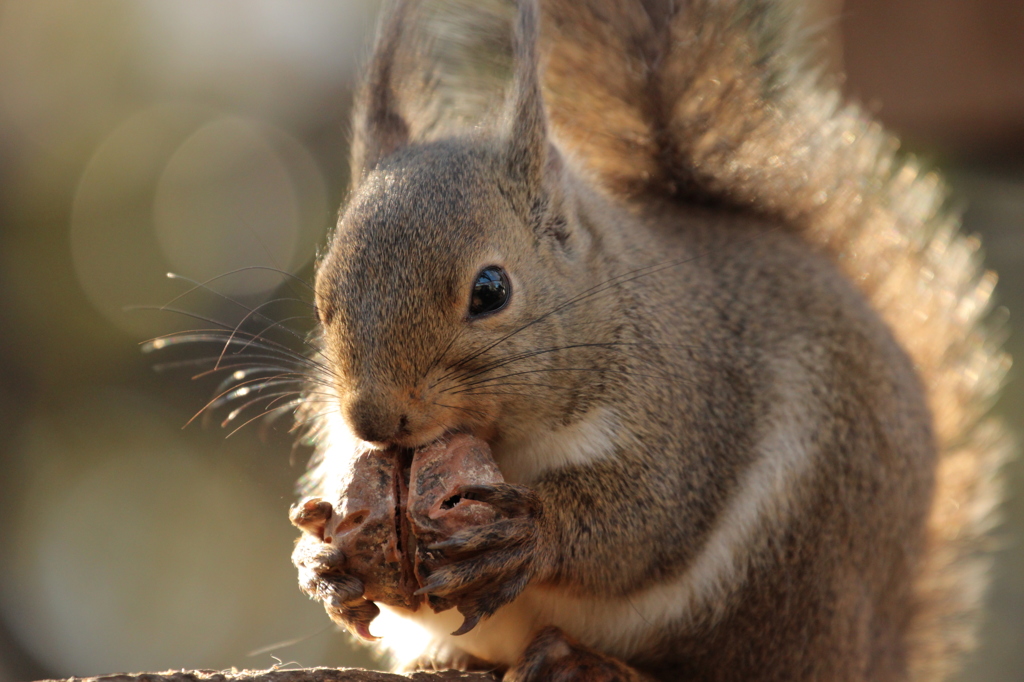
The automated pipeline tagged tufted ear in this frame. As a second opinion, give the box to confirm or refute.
[503,0,556,220]
[350,0,414,180]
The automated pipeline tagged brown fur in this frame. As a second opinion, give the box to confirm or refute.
[296,1,1010,680]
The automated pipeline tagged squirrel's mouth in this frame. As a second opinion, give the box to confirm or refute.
[356,417,439,450]
[366,424,494,452]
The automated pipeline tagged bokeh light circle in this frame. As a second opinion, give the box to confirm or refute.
[153,116,326,299]
[70,106,327,338]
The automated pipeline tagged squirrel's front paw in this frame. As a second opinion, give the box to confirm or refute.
[415,482,543,635]
[290,498,380,640]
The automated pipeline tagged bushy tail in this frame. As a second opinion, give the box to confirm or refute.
[388,0,1012,678]
[536,2,1011,678]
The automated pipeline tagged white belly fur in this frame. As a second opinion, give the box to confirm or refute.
[373,580,709,668]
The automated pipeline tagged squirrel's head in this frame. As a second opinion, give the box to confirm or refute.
[314,0,610,449]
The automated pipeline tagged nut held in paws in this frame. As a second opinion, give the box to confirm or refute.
[294,434,506,626]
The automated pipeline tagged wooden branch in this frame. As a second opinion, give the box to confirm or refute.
[40,668,498,682]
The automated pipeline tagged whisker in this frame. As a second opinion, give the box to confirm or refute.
[433,402,490,420]
[162,267,313,306]
[445,341,700,387]
[139,265,335,438]
[439,229,777,382]
[222,391,304,427]
[152,355,307,375]
[186,372,316,427]
[453,389,569,403]
[292,407,342,430]
[134,305,319,363]
[454,380,564,391]
[227,402,313,438]
[221,391,334,427]
[191,359,316,380]
[213,304,318,371]
[415,406,463,435]
[211,379,323,411]
[159,275,318,350]
[143,329,335,378]
[207,366,323,394]
[451,366,696,393]
[234,314,319,356]
[207,296,319,370]
[424,327,466,376]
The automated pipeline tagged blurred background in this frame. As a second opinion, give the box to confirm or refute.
[0,1,1021,680]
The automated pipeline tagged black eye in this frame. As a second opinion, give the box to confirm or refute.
[469,266,511,317]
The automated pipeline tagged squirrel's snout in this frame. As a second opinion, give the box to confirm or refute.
[344,387,472,449]
[346,394,409,445]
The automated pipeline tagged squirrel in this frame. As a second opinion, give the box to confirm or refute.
[286,0,1012,680]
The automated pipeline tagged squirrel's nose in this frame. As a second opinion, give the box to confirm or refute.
[346,394,408,444]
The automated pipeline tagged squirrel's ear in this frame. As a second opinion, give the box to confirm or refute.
[350,0,413,180]
[504,0,552,206]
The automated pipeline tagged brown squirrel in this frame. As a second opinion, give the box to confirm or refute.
[288,0,1011,679]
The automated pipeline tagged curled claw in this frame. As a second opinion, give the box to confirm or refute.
[296,557,365,606]
[453,609,484,637]
[450,571,532,636]
[293,536,345,576]
[417,549,532,599]
[345,601,381,641]
[351,619,379,642]
[326,598,381,642]
[458,483,541,518]
[413,575,446,596]
[426,518,531,555]
[310,544,346,571]
[323,574,365,605]
[417,515,538,637]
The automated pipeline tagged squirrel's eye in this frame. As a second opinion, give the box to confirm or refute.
[469,266,510,318]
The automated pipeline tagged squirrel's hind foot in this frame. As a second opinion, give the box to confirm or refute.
[505,626,655,682]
